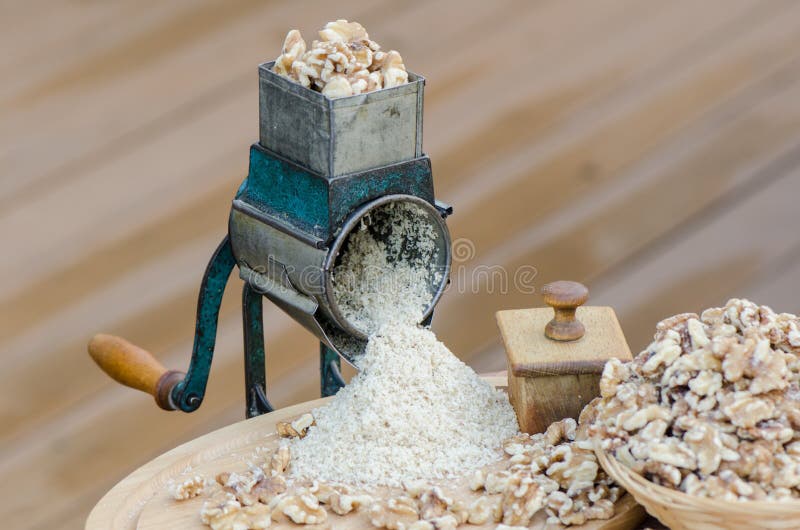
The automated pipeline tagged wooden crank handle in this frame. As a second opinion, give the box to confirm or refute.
[88,334,184,410]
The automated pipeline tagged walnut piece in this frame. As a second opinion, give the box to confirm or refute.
[319,19,369,43]
[200,492,272,530]
[468,469,485,491]
[329,491,373,515]
[461,496,498,524]
[544,418,577,446]
[484,471,511,494]
[216,470,261,506]
[276,413,315,439]
[500,474,546,526]
[272,493,327,525]
[252,475,287,504]
[272,21,408,97]
[419,487,452,520]
[269,444,290,475]
[170,475,206,500]
[369,496,419,529]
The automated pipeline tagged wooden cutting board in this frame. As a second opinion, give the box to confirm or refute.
[86,375,647,530]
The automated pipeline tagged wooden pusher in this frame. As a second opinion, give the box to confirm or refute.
[497,281,633,434]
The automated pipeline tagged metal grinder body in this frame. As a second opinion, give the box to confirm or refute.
[88,62,453,418]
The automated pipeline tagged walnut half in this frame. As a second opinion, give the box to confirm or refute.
[200,492,272,530]
[369,496,419,529]
[276,413,315,439]
[170,475,206,500]
[272,493,327,525]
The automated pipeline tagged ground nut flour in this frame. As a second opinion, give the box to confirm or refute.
[331,201,440,337]
[290,324,519,486]
[290,202,519,487]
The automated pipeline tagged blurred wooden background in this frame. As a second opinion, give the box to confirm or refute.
[2,0,800,528]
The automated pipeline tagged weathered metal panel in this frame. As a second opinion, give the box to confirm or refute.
[240,145,330,240]
[327,156,434,233]
[258,61,424,176]
[328,79,423,176]
[239,144,435,243]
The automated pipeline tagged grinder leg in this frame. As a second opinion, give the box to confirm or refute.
[320,344,345,397]
[243,283,273,417]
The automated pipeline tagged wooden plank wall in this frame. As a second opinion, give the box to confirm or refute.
[2,1,800,528]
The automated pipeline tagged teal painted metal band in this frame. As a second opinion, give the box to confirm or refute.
[171,235,237,412]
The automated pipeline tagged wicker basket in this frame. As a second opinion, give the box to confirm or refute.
[596,448,800,530]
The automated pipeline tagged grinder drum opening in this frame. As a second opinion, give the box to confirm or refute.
[327,197,450,339]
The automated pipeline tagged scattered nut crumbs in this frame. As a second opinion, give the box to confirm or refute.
[273,20,408,98]
[592,298,800,501]
[185,403,621,529]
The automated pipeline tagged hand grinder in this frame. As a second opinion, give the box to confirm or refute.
[88,61,453,418]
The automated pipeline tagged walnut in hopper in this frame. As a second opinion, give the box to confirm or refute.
[273,20,408,98]
[592,298,800,501]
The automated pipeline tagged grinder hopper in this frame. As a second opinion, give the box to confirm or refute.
[88,62,453,418]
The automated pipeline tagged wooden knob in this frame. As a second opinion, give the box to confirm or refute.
[541,281,589,341]
[88,334,183,410]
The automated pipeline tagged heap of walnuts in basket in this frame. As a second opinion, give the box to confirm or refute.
[591,298,800,501]
[272,20,408,98]
[173,411,622,529]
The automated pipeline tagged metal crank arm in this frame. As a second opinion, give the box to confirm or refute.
[170,235,237,412]
[88,235,236,413]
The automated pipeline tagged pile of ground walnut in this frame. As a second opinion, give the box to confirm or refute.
[294,200,518,485]
[592,299,800,501]
[273,20,408,98]
[175,201,627,528]
[329,201,438,337]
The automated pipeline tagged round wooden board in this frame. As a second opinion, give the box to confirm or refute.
[87,376,647,530]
